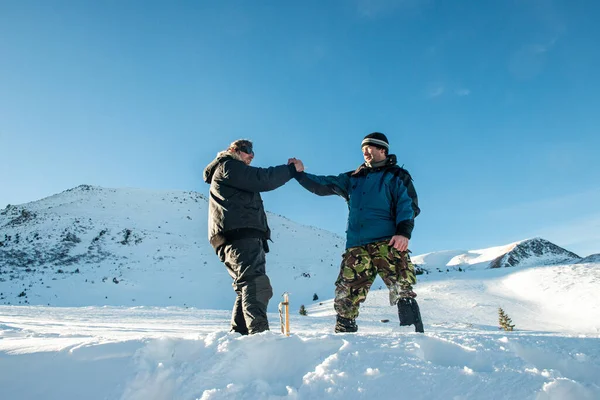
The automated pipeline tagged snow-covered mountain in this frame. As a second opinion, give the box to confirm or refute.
[0,185,589,310]
[0,185,343,310]
[413,238,581,272]
[579,254,600,264]
[2,186,600,400]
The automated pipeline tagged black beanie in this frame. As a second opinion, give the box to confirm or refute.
[361,132,389,151]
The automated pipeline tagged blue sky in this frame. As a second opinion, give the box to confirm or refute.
[1,0,599,256]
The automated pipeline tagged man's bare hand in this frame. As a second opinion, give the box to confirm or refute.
[389,235,409,252]
[294,159,304,172]
[288,158,304,172]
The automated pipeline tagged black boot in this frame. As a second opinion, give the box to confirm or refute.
[335,315,358,333]
[230,327,249,335]
[397,298,424,333]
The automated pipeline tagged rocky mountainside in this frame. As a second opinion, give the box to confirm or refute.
[0,185,344,309]
[488,238,581,269]
[578,254,600,264]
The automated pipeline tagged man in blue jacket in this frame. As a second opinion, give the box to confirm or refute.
[290,132,423,332]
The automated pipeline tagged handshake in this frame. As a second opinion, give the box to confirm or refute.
[287,158,304,173]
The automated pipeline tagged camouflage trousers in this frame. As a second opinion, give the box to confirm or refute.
[334,241,417,320]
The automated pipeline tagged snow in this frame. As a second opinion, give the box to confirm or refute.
[579,254,600,264]
[2,264,600,399]
[412,243,523,270]
[412,238,580,271]
[447,242,518,266]
[0,186,343,310]
[1,186,600,399]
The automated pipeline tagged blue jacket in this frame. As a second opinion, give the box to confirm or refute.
[296,155,419,249]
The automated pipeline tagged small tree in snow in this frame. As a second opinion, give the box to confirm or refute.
[299,305,307,316]
[498,307,515,331]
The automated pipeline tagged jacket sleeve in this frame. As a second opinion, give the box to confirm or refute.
[295,172,351,200]
[394,173,419,239]
[220,160,296,192]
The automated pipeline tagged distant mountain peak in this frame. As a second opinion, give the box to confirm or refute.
[68,184,98,192]
[489,237,580,269]
[412,237,581,272]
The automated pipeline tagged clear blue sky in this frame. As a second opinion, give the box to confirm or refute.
[1,1,599,256]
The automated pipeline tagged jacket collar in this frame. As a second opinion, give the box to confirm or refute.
[351,154,398,176]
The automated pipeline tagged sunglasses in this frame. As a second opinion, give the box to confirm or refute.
[238,145,254,155]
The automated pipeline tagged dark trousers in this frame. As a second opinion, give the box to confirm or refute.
[217,238,273,334]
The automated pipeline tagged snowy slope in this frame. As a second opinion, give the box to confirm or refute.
[1,186,600,399]
[0,185,343,310]
[578,254,600,264]
[1,261,599,400]
[1,186,586,312]
[412,238,581,272]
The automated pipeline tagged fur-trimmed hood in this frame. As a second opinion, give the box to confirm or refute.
[203,150,245,184]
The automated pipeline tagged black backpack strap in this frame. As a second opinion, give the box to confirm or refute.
[386,166,420,218]
[389,165,413,182]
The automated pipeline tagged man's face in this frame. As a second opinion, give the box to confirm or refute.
[362,145,386,164]
[237,149,254,165]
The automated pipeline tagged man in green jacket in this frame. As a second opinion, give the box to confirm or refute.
[204,139,302,335]
[290,132,423,333]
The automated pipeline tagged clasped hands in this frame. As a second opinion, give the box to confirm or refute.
[288,158,304,173]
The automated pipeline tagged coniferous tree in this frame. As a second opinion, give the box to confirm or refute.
[498,307,515,331]
[299,305,307,316]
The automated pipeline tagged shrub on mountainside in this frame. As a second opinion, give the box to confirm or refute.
[62,232,81,243]
[498,307,515,331]
[120,229,132,245]
[6,209,37,227]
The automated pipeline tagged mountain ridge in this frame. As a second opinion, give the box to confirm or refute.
[0,185,343,309]
[0,185,591,308]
